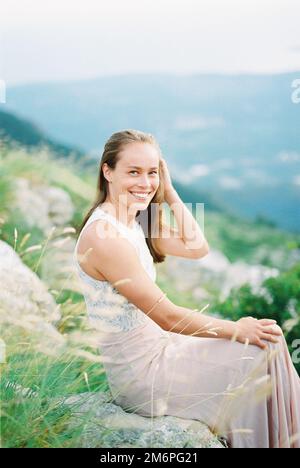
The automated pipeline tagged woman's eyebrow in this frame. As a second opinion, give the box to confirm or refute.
[127,165,158,170]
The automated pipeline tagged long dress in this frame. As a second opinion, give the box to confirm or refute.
[73,206,300,448]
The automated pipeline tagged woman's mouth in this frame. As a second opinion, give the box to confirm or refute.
[129,191,152,201]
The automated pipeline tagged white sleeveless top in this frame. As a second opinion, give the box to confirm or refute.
[73,206,157,334]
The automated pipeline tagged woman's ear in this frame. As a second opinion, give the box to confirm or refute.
[102,163,111,183]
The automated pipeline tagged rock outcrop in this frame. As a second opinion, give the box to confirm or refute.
[159,249,279,302]
[63,391,225,448]
[0,240,60,323]
[13,177,74,235]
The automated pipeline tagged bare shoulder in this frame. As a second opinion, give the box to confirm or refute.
[77,218,175,329]
[77,219,126,280]
[78,218,121,248]
[77,218,136,261]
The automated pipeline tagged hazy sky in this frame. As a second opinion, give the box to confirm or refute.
[1,0,300,85]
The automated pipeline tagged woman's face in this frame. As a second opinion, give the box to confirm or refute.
[102,142,161,211]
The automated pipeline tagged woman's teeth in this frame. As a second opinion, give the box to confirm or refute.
[129,192,151,200]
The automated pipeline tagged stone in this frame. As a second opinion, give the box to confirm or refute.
[162,249,280,301]
[63,391,226,448]
[13,177,74,235]
[0,240,60,325]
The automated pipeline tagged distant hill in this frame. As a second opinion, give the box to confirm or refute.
[0,108,221,213]
[0,108,88,163]
[2,72,300,232]
[172,179,224,214]
[3,73,300,159]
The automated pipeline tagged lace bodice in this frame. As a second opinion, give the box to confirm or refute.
[73,206,157,334]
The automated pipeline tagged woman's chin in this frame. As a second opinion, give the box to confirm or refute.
[130,200,148,209]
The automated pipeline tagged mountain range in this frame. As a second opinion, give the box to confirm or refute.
[1,72,299,231]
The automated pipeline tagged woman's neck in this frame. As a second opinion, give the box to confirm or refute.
[100,197,138,228]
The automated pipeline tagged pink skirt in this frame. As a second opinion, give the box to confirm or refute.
[98,317,300,448]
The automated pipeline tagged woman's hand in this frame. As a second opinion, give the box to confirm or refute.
[234,317,283,350]
[160,157,174,195]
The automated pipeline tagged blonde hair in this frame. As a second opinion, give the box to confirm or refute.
[77,129,166,263]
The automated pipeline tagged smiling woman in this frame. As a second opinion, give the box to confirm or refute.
[74,129,300,449]
[83,131,167,262]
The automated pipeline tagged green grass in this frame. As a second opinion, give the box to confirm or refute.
[213,262,300,375]
[1,311,112,448]
[0,145,113,447]
[204,211,300,269]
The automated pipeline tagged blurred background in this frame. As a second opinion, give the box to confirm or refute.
[0,0,300,447]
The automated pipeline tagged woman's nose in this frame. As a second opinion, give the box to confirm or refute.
[138,175,151,186]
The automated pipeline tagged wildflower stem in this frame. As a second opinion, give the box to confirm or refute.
[34,226,56,274]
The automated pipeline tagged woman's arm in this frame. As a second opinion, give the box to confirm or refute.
[160,158,209,255]
[158,159,283,348]
[84,219,282,350]
[166,304,283,350]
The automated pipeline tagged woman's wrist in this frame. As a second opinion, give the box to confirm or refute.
[164,186,178,204]
[221,319,238,341]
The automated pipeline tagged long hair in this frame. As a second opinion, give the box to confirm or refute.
[77,129,166,263]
